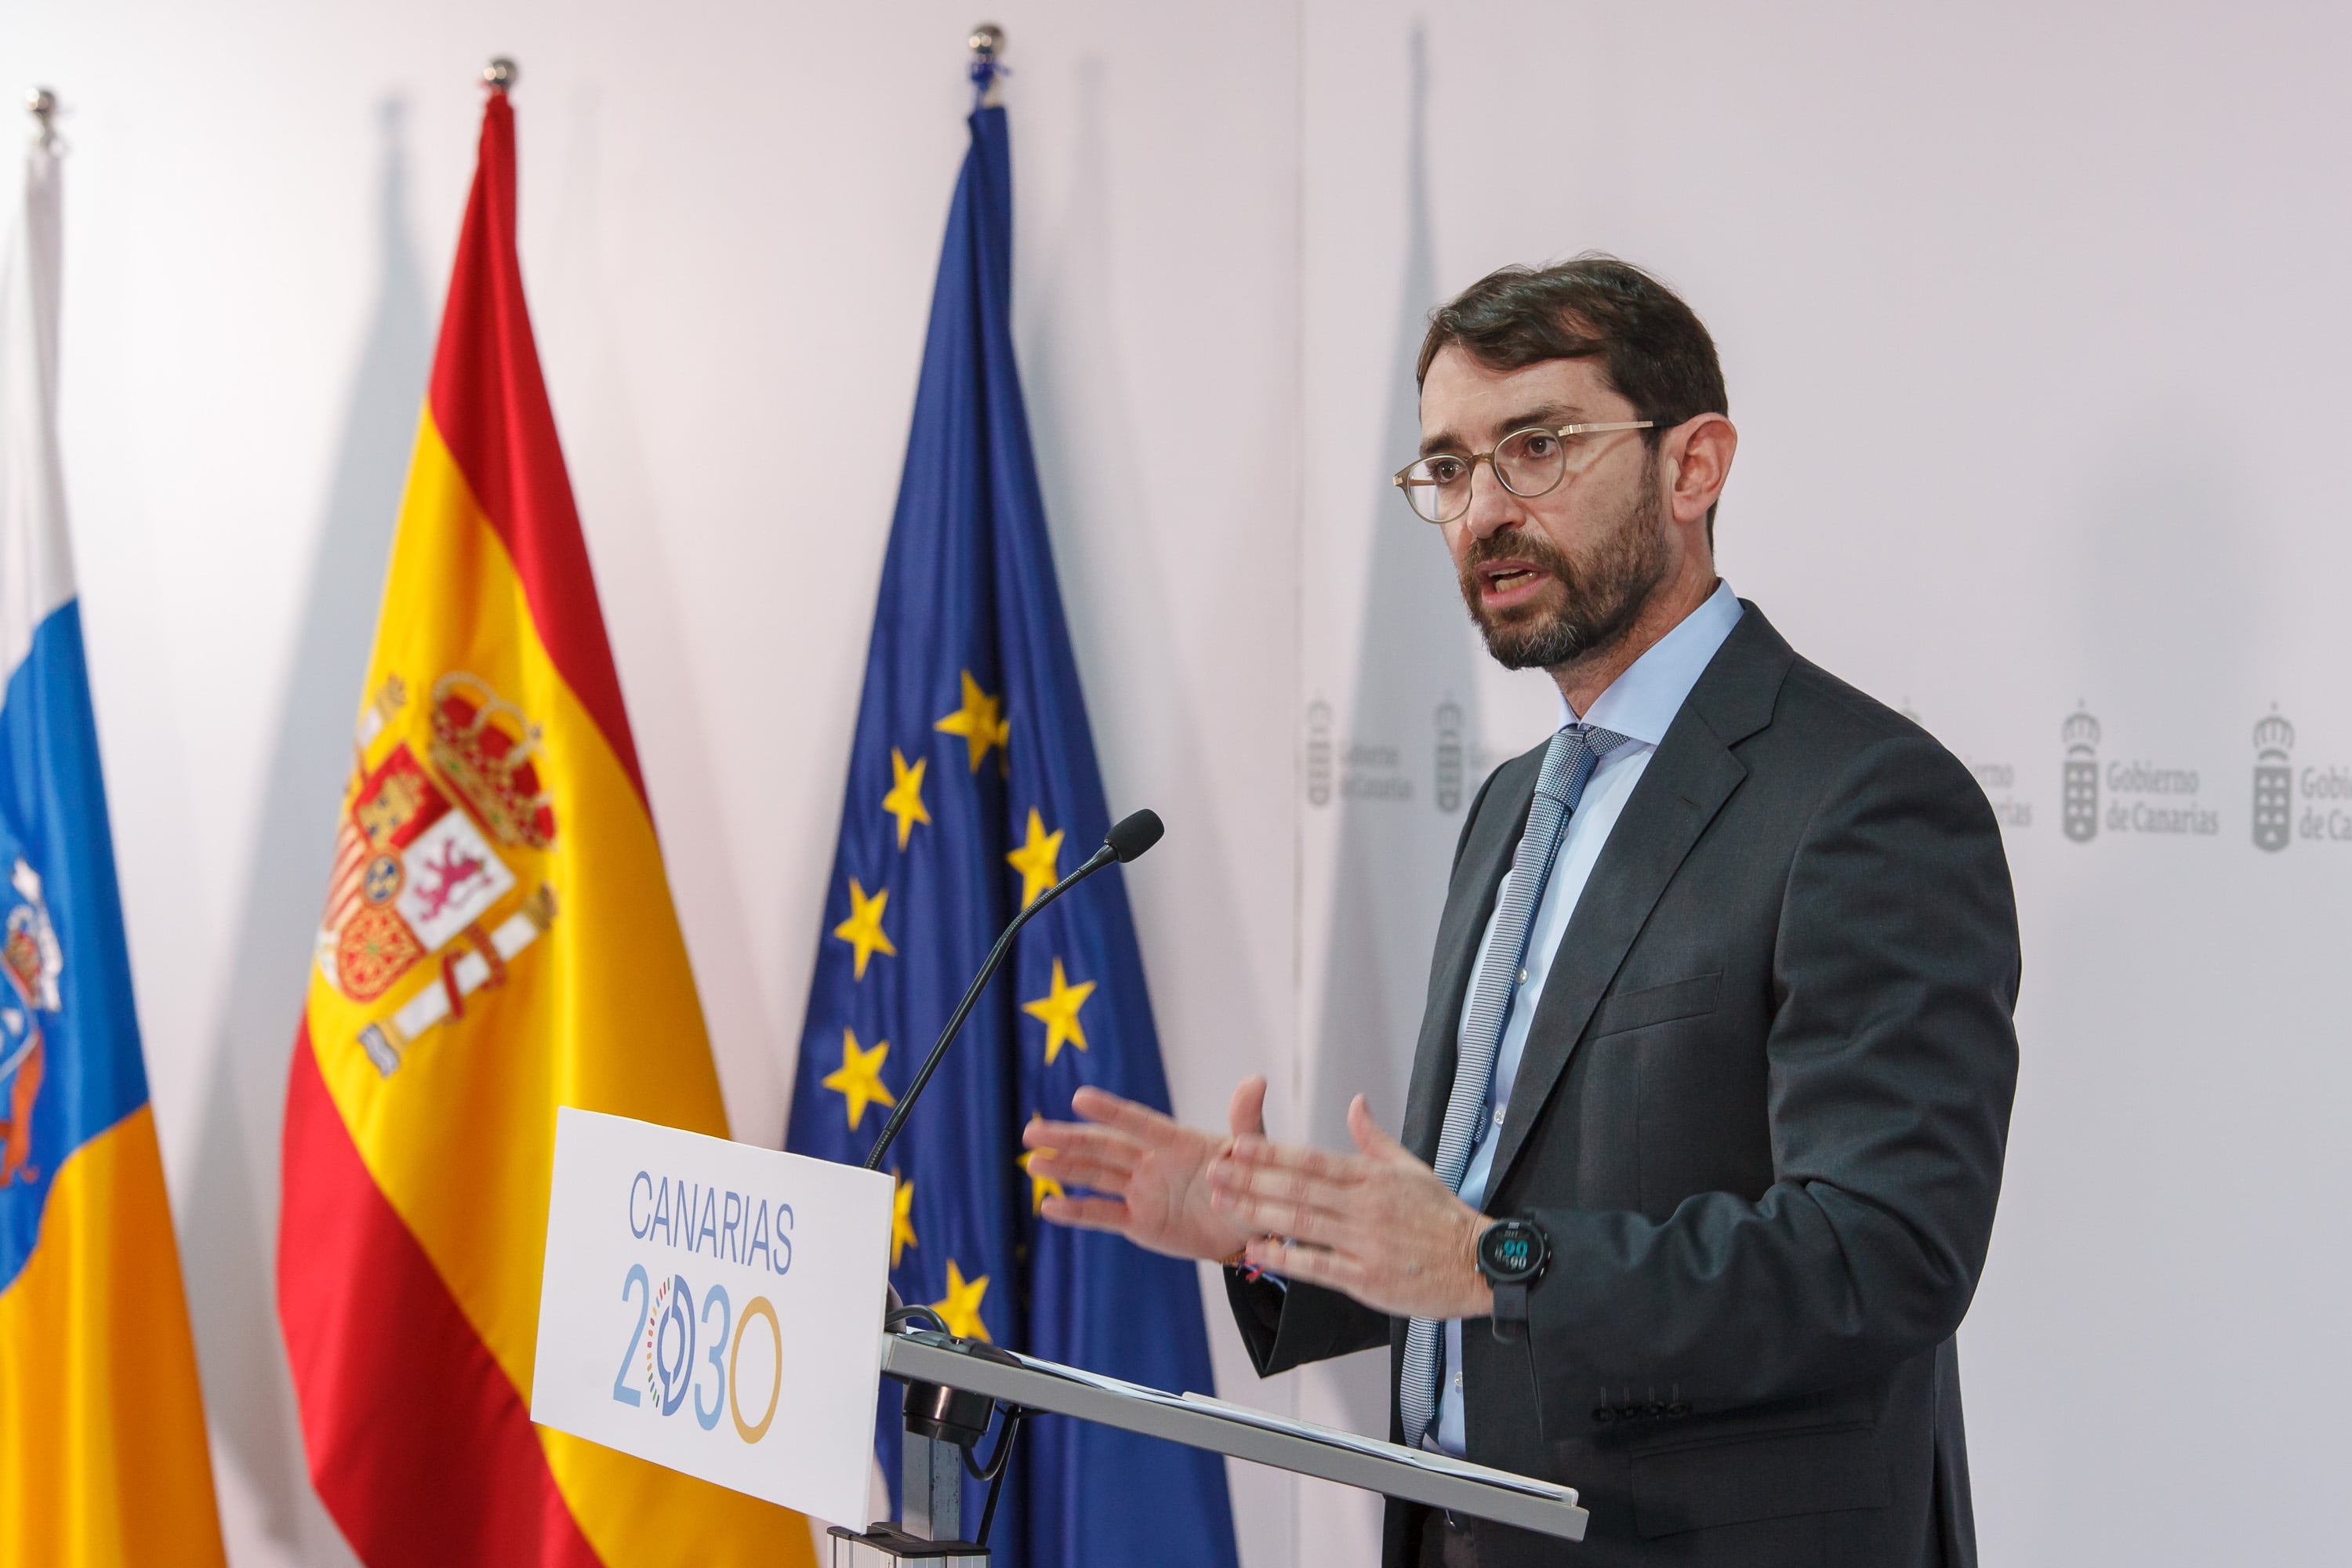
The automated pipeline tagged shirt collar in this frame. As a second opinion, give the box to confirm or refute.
[1564,579,1744,746]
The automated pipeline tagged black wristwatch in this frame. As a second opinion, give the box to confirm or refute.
[1476,1218,1549,1342]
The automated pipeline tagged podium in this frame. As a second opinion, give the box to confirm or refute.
[528,1109,1588,1563]
[828,1324,1588,1565]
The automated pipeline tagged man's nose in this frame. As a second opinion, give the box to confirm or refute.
[1460,460,1526,542]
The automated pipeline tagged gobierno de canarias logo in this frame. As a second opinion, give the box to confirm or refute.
[2061,707,2100,844]
[314,670,559,1076]
[2252,710,2294,854]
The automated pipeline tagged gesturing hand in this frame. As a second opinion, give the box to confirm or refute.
[1210,1094,1495,1321]
[1022,1076,1269,1262]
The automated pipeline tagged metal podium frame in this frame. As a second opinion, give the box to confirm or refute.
[828,1328,1588,1565]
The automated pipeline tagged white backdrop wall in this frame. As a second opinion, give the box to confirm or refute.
[5,3,2348,1565]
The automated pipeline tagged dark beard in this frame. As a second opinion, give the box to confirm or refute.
[1457,463,1672,672]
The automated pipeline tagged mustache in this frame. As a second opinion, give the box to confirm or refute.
[1461,530,1577,580]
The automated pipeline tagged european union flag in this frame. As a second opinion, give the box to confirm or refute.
[783,82,1241,1568]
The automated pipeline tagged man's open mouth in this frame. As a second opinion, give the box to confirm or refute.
[1475,560,1550,604]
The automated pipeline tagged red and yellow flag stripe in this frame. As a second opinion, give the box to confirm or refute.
[277,89,812,1568]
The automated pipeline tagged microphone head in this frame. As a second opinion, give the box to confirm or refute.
[1104,809,1164,863]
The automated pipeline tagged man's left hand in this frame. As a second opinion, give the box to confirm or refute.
[1209,1094,1496,1320]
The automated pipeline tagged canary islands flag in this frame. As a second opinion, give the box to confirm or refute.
[0,129,228,1566]
[784,79,1241,1568]
[274,86,813,1567]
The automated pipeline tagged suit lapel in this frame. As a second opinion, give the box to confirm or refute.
[1400,749,1541,1163]
[1483,604,1794,1195]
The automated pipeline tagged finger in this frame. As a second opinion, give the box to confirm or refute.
[1024,1150,1136,1192]
[1025,1150,1140,1196]
[1221,1135,1359,1184]
[1228,1074,1268,1138]
[1022,1120,1145,1163]
[1211,1184,1348,1245]
[1037,1194,1135,1233]
[1209,1159,1356,1222]
[1346,1094,1417,1165]
[1071,1086,1184,1142]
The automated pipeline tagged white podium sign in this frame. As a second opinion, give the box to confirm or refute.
[530,1108,892,1526]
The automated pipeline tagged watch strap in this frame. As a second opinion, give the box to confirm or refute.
[1490,1279,1529,1341]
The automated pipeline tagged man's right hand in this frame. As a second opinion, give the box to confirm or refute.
[1021,1076,1268,1262]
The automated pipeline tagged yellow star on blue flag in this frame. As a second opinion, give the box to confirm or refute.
[931,1259,991,1342]
[934,670,1009,773]
[831,879,895,979]
[1022,957,1096,1065]
[822,1029,895,1130]
[1006,808,1063,909]
[882,749,931,849]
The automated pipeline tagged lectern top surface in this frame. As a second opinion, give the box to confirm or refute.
[881,1330,1588,1542]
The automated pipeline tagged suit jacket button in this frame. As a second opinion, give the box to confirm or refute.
[1667,1402,1690,1418]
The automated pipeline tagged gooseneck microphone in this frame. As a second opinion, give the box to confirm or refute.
[862,808,1164,1171]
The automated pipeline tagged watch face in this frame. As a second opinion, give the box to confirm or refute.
[1480,1221,1544,1284]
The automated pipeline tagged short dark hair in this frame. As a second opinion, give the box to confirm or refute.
[1418,255,1728,536]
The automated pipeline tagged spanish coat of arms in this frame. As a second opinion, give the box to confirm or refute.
[316,671,559,1076]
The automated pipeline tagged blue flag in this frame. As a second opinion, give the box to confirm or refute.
[784,89,1242,1568]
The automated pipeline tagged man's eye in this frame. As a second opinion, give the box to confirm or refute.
[1518,434,1559,459]
[1426,458,1467,485]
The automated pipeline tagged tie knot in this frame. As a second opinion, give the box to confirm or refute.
[1570,723,1632,757]
[1534,723,1632,814]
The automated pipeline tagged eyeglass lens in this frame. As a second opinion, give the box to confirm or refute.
[1401,428,1570,524]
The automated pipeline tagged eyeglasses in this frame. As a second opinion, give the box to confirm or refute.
[1392,421,1656,524]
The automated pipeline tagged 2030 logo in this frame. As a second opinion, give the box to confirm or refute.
[612,1265,784,1444]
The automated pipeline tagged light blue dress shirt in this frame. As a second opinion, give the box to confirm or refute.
[1433,579,1743,1456]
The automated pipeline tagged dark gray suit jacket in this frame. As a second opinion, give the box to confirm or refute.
[1228,604,2019,1566]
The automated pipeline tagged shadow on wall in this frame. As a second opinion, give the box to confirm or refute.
[180,100,423,1567]
[1305,26,1483,1439]
[1020,50,1264,1112]
[533,85,782,1140]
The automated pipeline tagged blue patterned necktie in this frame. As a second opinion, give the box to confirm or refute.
[1399,722,1630,1450]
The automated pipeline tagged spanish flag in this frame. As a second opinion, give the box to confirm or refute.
[0,114,227,1568]
[276,83,813,1566]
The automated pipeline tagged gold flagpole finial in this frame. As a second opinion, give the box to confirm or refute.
[27,87,57,149]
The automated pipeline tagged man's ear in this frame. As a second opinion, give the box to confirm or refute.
[1668,414,1737,527]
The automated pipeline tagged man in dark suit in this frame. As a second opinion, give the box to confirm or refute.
[1023,256,2017,1566]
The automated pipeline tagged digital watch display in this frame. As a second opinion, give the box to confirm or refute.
[1476,1218,1550,1342]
